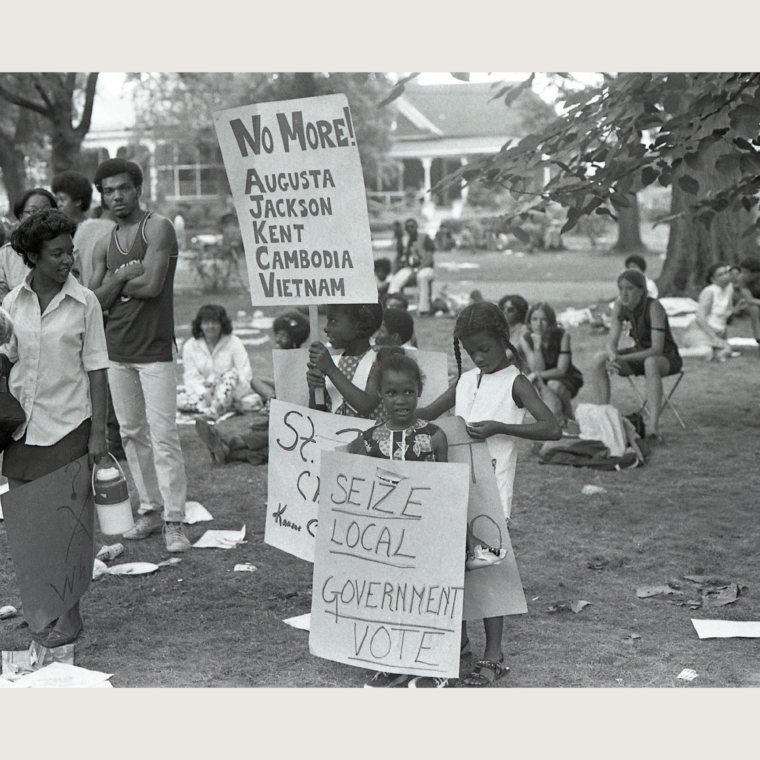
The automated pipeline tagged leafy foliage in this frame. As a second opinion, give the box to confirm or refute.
[0,73,99,179]
[437,73,760,241]
[129,72,396,187]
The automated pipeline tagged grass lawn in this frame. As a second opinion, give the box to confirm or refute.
[2,228,759,688]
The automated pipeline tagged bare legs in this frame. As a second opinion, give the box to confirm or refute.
[590,352,672,437]
[461,616,504,664]
[541,380,575,424]
[643,355,671,437]
[589,351,612,405]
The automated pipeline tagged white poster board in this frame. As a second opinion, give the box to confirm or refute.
[309,450,469,679]
[272,348,450,410]
[214,94,377,306]
[265,399,375,562]
[435,416,528,621]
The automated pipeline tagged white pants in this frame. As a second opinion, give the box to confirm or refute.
[387,266,435,313]
[108,360,187,522]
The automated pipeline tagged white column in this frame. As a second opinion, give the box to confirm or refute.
[460,156,470,205]
[421,157,435,220]
[144,139,158,202]
[421,157,433,200]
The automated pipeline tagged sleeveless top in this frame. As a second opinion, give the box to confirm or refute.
[524,327,584,392]
[105,211,177,363]
[701,282,734,333]
[619,296,679,357]
[325,349,383,419]
[359,419,441,461]
[455,364,525,521]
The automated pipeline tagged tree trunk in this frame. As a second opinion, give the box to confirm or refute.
[49,123,84,176]
[658,139,758,297]
[609,192,647,254]
[0,132,27,208]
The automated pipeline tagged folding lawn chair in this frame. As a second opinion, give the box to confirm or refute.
[626,370,686,429]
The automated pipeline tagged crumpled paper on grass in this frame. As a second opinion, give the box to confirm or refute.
[193,525,246,549]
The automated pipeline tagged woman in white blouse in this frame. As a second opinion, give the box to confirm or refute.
[0,209,108,648]
[178,304,262,418]
[680,263,743,361]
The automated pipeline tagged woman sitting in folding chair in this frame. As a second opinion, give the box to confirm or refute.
[589,269,682,444]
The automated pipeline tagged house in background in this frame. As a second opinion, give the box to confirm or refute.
[77,79,552,218]
[367,82,554,214]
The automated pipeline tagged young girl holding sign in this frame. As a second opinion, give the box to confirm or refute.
[346,351,448,687]
[417,302,561,687]
[307,302,385,419]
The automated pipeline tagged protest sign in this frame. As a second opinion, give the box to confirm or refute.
[435,416,528,621]
[1,456,94,632]
[309,450,469,678]
[272,347,450,410]
[265,400,375,562]
[214,94,377,306]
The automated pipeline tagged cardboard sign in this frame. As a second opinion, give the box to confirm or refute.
[272,347,450,410]
[1,456,94,632]
[214,94,377,306]
[265,399,375,562]
[435,416,528,621]
[309,450,469,678]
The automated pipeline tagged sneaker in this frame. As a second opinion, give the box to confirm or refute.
[408,676,455,688]
[122,513,163,540]
[164,521,191,553]
[363,671,412,688]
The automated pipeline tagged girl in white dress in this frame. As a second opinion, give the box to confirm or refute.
[679,263,742,361]
[418,302,561,686]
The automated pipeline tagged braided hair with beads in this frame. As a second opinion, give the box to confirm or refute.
[453,302,522,377]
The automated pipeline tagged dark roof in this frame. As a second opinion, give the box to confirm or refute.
[394,82,548,140]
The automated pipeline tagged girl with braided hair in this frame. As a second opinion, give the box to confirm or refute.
[417,301,561,687]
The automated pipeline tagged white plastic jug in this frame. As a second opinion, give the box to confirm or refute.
[92,454,134,535]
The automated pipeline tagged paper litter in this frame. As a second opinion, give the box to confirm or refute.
[183,501,213,524]
[193,525,246,549]
[10,661,113,688]
[107,562,159,575]
[283,613,311,631]
[157,557,182,568]
[92,559,108,580]
[692,619,760,639]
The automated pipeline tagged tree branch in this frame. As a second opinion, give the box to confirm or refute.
[31,76,55,115]
[0,80,49,116]
[74,73,99,137]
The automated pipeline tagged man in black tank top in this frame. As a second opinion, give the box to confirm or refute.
[89,159,190,552]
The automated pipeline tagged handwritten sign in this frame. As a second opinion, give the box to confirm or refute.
[272,347,450,410]
[1,456,94,633]
[265,399,375,562]
[309,450,469,678]
[214,94,377,306]
[435,416,528,621]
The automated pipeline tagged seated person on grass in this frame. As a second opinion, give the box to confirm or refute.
[588,269,682,444]
[679,263,743,361]
[519,302,583,427]
[273,310,310,349]
[178,304,263,419]
[734,255,760,347]
[374,257,392,300]
[374,308,416,350]
[194,314,307,466]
